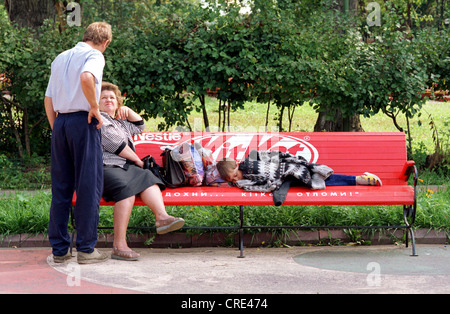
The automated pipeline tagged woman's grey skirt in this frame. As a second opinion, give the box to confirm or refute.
[103,164,165,202]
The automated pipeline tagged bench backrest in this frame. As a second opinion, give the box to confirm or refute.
[133,132,410,186]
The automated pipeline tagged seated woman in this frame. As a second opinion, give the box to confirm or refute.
[99,82,184,261]
[217,150,382,206]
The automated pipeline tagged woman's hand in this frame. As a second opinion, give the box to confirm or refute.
[135,159,144,168]
[116,106,130,120]
[116,106,143,122]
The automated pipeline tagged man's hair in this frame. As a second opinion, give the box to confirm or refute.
[101,82,123,108]
[216,158,238,181]
[83,22,112,45]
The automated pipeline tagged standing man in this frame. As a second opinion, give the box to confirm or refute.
[44,22,112,264]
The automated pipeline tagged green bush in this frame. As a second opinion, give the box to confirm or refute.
[0,12,81,158]
[0,154,51,190]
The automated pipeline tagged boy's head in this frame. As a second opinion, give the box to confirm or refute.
[216,158,243,183]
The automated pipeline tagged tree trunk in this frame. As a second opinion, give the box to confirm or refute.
[314,109,364,132]
[314,0,363,132]
[334,0,358,14]
[198,94,210,131]
[4,0,57,28]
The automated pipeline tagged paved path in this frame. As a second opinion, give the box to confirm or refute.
[0,248,136,294]
[1,245,449,295]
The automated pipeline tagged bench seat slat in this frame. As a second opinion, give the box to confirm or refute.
[92,185,414,207]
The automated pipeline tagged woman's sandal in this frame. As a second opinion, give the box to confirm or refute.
[156,217,185,234]
[111,247,140,261]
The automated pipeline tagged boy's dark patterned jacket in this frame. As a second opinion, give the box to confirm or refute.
[235,150,334,192]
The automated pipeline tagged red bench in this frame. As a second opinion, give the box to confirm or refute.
[71,132,418,257]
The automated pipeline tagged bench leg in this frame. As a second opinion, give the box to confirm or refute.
[238,205,245,258]
[403,205,418,257]
[70,230,76,255]
[70,206,76,255]
[409,228,417,257]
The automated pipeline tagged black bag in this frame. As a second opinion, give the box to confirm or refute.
[141,150,186,188]
[141,155,167,186]
[160,148,187,188]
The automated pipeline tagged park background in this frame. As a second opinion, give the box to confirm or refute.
[0,0,448,245]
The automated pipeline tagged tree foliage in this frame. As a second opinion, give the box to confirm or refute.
[0,0,448,158]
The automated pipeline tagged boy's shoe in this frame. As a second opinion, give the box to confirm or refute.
[356,172,383,186]
[53,251,73,263]
[77,248,109,264]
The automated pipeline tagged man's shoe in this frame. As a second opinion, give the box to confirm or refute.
[77,248,109,264]
[53,251,72,263]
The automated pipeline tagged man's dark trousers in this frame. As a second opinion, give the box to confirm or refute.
[49,111,103,256]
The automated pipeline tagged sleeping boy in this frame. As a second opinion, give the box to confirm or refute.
[216,150,381,205]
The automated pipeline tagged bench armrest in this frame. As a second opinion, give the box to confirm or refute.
[401,161,416,182]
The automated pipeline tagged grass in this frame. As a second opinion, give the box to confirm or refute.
[0,188,448,238]
[0,100,449,241]
[0,191,51,236]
